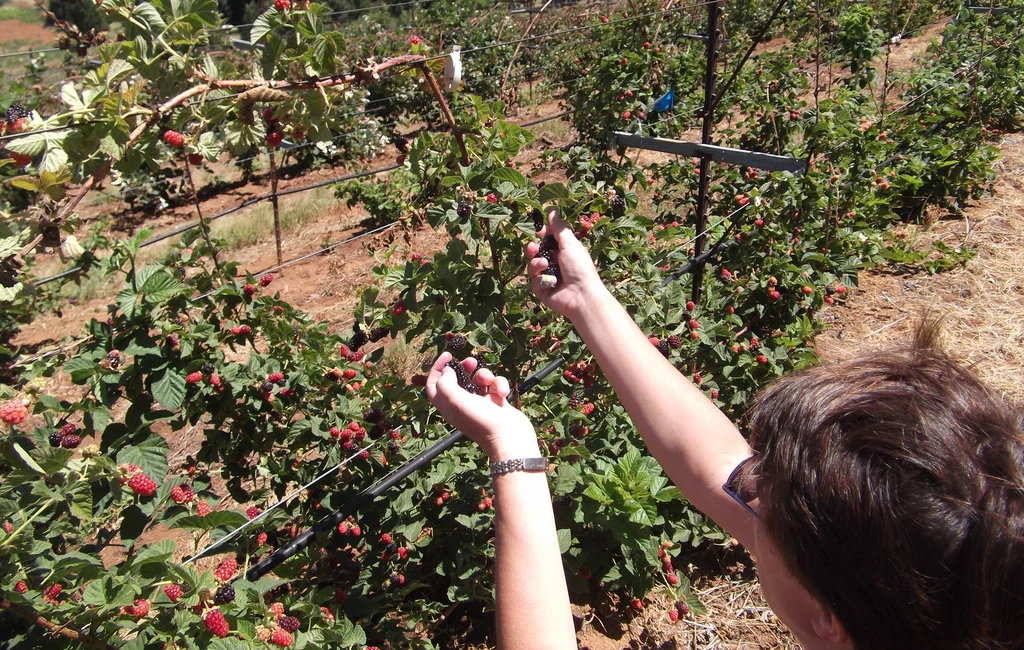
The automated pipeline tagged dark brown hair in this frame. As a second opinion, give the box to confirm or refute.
[746,322,1024,649]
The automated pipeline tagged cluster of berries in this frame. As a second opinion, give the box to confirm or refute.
[573,212,599,239]
[3,104,34,165]
[445,358,484,394]
[536,235,562,284]
[336,519,363,537]
[668,599,690,622]
[0,399,29,426]
[229,324,253,337]
[563,359,596,389]
[329,421,368,451]
[431,484,452,507]
[476,487,493,511]
[262,108,286,148]
[118,464,157,497]
[379,532,410,562]
[273,0,290,10]
[170,484,195,504]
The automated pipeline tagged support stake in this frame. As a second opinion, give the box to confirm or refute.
[691,0,722,305]
[268,146,283,269]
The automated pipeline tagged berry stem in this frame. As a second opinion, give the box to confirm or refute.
[0,498,55,549]
[268,146,284,268]
[417,63,469,166]
[0,597,116,650]
[183,157,223,274]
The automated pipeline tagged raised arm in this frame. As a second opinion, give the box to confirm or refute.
[425,353,576,650]
[526,210,757,544]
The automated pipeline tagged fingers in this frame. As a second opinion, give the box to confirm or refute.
[473,367,496,387]
[490,376,511,405]
[425,351,454,400]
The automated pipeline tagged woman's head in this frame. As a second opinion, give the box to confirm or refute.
[744,323,1024,649]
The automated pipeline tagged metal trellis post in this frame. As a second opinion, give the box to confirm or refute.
[690,0,722,305]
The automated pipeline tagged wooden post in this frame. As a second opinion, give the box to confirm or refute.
[269,147,283,268]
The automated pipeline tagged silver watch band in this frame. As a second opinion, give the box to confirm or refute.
[489,457,549,476]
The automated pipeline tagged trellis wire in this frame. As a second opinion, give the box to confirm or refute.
[184,439,384,565]
[245,356,566,581]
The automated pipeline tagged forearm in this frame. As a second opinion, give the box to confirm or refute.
[571,285,754,539]
[491,442,575,649]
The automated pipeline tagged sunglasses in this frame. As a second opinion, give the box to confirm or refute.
[722,456,761,520]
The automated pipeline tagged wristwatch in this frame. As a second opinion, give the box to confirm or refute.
[489,457,550,476]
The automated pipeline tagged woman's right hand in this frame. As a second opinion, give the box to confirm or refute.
[525,209,607,321]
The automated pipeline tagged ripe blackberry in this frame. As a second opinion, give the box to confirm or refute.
[213,584,235,604]
[657,340,670,358]
[394,136,410,154]
[370,423,385,439]
[611,194,626,216]
[456,202,472,219]
[368,326,390,343]
[445,359,470,388]
[447,334,468,351]
[363,408,383,423]
[464,382,485,395]
[387,439,399,452]
[278,615,301,632]
[530,208,544,231]
[825,284,836,295]
[49,431,63,447]
[5,103,27,123]
[202,363,215,375]
[537,235,562,281]
[261,381,275,393]
[107,350,121,368]
[350,325,368,351]
[568,391,582,409]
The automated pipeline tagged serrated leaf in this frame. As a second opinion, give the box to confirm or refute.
[152,370,186,410]
[8,176,39,192]
[116,435,168,481]
[538,181,572,203]
[60,83,84,110]
[172,510,248,532]
[106,59,133,85]
[557,528,573,554]
[250,10,276,44]
[4,132,48,156]
[41,147,68,174]
[98,135,121,160]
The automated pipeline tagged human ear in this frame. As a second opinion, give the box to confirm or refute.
[811,603,849,645]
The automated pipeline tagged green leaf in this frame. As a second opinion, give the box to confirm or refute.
[250,10,276,44]
[61,83,84,110]
[152,370,186,410]
[538,182,571,204]
[4,132,48,156]
[132,538,176,566]
[173,510,248,532]
[556,528,573,554]
[7,441,45,475]
[116,435,168,482]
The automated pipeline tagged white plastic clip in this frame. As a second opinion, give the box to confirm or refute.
[443,45,463,92]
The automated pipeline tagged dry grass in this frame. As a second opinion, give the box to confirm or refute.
[816,133,1024,405]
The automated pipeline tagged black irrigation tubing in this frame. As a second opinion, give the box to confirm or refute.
[245,356,566,581]
[709,0,791,114]
[184,439,385,565]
